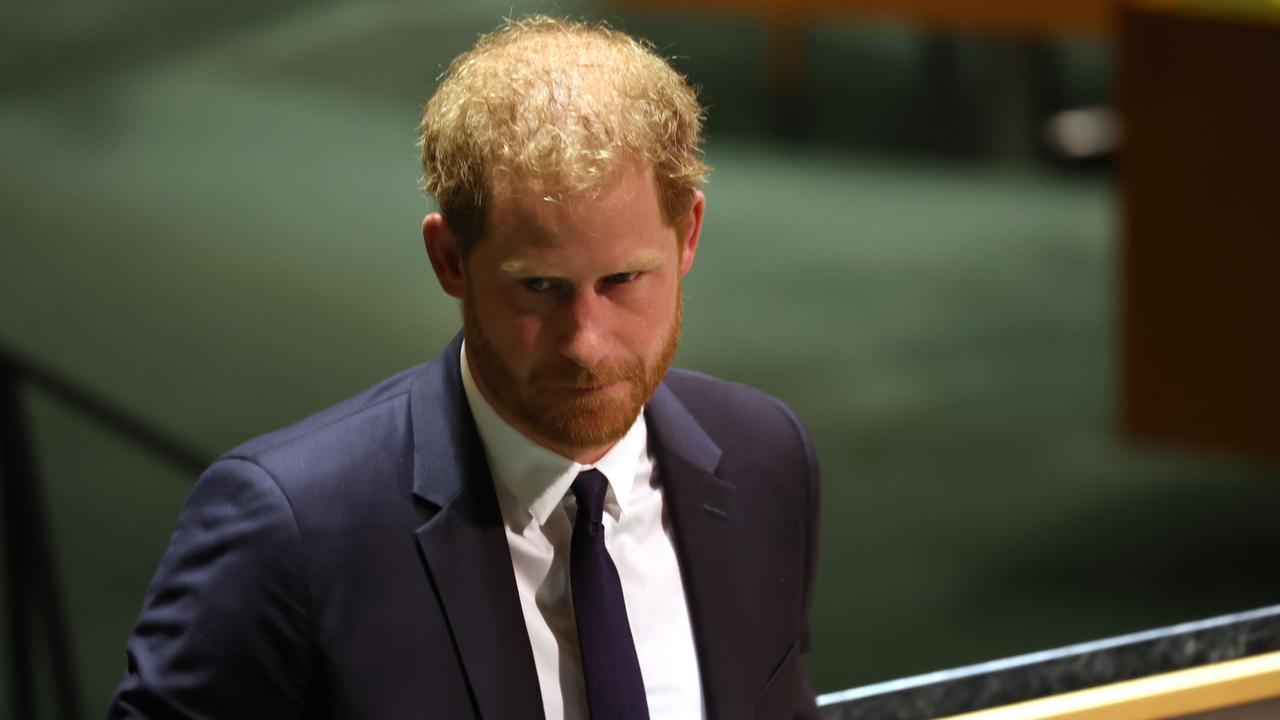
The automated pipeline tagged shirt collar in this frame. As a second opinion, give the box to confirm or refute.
[460,342,647,528]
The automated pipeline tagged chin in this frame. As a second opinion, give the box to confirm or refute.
[526,383,647,449]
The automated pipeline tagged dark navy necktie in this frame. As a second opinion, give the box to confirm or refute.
[570,469,650,720]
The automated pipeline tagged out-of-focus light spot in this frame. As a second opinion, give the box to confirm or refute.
[1044,106,1121,159]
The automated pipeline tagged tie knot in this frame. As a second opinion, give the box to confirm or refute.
[571,468,608,525]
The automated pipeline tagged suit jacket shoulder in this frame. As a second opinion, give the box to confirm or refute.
[649,368,821,720]
[661,367,819,478]
[226,362,421,482]
[109,352,484,719]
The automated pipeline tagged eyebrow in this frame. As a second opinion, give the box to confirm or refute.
[500,251,665,277]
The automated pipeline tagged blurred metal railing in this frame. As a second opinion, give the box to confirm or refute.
[0,345,209,720]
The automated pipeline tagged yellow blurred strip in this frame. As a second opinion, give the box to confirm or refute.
[1125,0,1280,25]
[939,650,1280,720]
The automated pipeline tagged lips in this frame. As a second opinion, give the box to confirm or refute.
[537,366,639,391]
[556,380,626,394]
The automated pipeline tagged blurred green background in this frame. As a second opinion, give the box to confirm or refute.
[3,0,1279,716]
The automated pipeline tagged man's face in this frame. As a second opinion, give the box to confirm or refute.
[447,165,702,462]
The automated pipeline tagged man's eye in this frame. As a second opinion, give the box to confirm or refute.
[523,278,553,292]
[604,272,638,284]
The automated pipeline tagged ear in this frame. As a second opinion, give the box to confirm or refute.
[423,212,466,298]
[677,190,705,277]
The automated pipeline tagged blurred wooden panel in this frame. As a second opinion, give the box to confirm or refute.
[1119,2,1280,458]
[613,0,1112,36]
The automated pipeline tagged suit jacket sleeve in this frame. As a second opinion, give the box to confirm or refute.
[745,391,823,720]
[782,395,821,720]
[108,457,312,719]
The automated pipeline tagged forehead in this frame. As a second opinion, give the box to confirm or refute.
[482,165,671,254]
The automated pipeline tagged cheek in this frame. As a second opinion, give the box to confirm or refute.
[487,301,553,371]
[621,281,678,342]
[510,315,546,354]
[475,288,540,345]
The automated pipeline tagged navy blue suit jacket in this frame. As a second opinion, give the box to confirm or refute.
[109,335,820,719]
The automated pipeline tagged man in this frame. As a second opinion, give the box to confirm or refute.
[109,16,819,720]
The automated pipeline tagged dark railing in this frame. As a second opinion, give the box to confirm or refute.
[0,345,209,720]
[816,605,1280,719]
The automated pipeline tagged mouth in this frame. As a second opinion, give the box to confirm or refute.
[557,380,625,396]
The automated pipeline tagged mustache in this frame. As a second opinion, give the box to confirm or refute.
[533,360,644,388]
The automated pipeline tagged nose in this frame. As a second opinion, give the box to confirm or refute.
[557,288,608,370]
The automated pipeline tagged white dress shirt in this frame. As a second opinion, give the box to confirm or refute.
[460,344,704,720]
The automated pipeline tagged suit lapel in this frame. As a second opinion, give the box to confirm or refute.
[409,336,544,720]
[406,344,758,718]
[647,384,756,720]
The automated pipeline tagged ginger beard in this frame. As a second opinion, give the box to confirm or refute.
[463,285,682,451]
